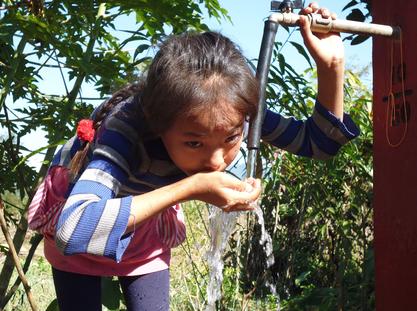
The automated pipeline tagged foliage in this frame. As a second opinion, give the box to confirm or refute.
[4,256,55,311]
[342,0,372,45]
[168,41,374,311]
[0,0,374,310]
[0,0,228,309]
[233,42,374,310]
[0,0,229,195]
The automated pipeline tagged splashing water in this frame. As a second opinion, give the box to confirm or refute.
[252,204,280,309]
[205,202,280,310]
[205,206,238,311]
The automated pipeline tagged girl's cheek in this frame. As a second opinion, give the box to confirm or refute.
[227,145,240,164]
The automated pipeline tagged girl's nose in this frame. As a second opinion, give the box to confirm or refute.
[204,149,225,171]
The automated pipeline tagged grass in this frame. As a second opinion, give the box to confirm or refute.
[170,201,211,311]
[4,255,55,311]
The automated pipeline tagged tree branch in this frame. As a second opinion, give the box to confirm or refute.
[0,234,43,309]
[0,199,38,311]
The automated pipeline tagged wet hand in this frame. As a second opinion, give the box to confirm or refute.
[299,2,345,70]
[220,177,261,212]
[189,172,262,212]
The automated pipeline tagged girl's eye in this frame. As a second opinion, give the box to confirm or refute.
[185,141,202,148]
[225,134,241,144]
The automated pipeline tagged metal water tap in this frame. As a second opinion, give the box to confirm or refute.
[246,0,401,179]
[271,0,303,13]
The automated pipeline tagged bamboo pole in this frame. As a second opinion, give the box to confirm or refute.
[0,199,38,311]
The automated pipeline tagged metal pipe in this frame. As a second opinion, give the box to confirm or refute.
[246,20,279,178]
[246,11,400,179]
[270,12,401,38]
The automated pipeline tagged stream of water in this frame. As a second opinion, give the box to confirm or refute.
[205,204,280,310]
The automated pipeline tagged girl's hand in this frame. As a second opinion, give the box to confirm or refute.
[188,172,262,212]
[128,171,260,232]
[299,2,345,71]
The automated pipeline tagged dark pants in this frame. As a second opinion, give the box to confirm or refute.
[52,267,170,311]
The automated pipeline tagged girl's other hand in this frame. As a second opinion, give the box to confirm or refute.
[189,172,262,212]
[299,2,345,70]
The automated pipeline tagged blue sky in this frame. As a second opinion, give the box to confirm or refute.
[205,0,372,72]
[66,1,372,100]
[32,0,373,101]
[19,1,373,168]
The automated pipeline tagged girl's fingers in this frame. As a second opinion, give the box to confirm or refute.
[319,8,330,18]
[222,204,254,213]
[299,15,316,46]
[198,172,262,210]
[224,174,260,194]
[221,178,262,210]
[301,3,337,21]
[244,178,262,200]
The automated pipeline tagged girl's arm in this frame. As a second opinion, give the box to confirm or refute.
[261,3,360,160]
[126,172,261,232]
[55,103,261,260]
[57,152,261,259]
[299,2,345,119]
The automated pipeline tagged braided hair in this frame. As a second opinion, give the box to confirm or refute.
[69,82,144,177]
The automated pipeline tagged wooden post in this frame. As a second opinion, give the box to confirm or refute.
[373,1,417,310]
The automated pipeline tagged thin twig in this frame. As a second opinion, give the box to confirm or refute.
[0,199,38,311]
[53,49,70,97]
[1,234,43,309]
[241,285,257,311]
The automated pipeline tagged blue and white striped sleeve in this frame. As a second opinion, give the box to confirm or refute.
[55,109,139,262]
[262,101,360,159]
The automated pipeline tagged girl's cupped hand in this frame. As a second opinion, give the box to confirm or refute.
[189,171,262,212]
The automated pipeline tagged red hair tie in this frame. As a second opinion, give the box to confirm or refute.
[76,119,95,143]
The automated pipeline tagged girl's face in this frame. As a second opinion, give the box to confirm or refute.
[160,104,245,176]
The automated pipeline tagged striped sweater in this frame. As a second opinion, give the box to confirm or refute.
[47,96,359,275]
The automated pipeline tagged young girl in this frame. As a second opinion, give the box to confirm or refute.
[38,3,359,310]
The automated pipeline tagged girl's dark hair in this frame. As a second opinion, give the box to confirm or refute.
[70,31,259,176]
[141,31,259,134]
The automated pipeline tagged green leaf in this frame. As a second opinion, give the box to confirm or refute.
[289,41,312,69]
[346,9,366,22]
[295,271,311,287]
[133,44,150,60]
[277,53,286,74]
[12,140,66,171]
[101,277,122,310]
[351,34,370,45]
[45,298,59,311]
[342,0,359,12]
